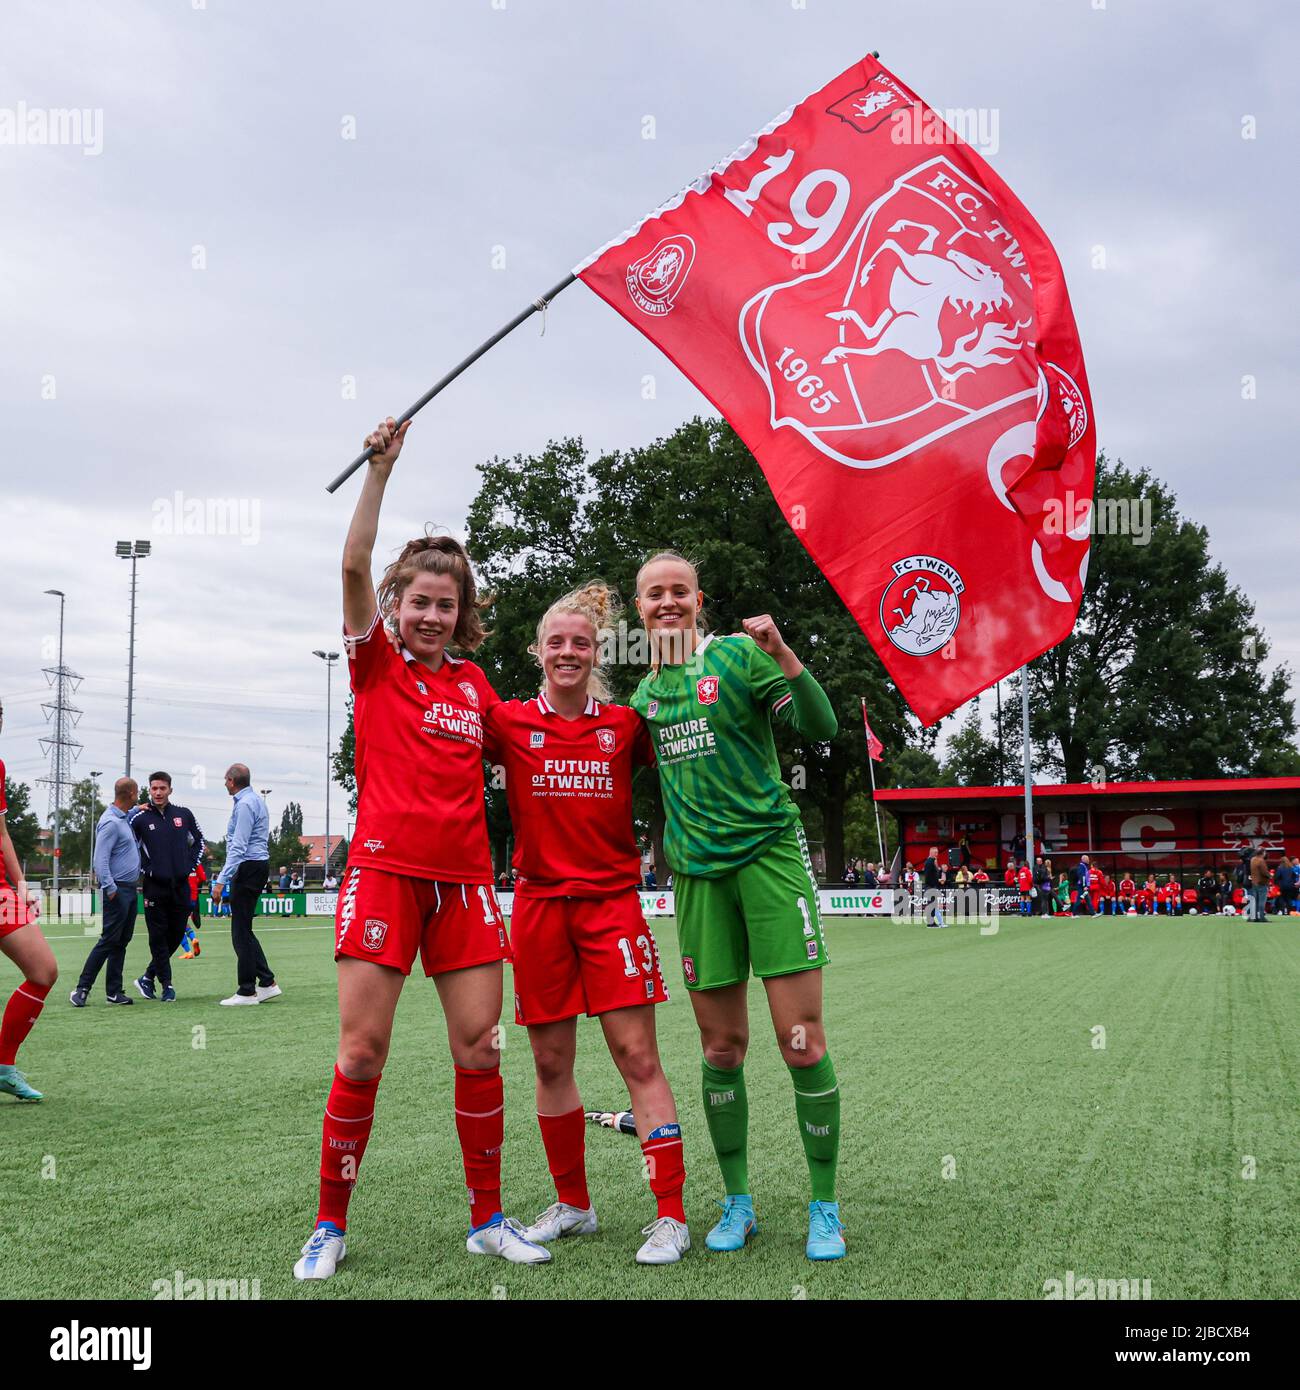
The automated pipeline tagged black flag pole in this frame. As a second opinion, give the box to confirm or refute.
[326,48,886,494]
[325,272,577,493]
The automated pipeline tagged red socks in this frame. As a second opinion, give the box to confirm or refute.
[0,981,51,1066]
[643,1122,686,1223]
[316,1066,380,1231]
[538,1107,590,1209]
[455,1063,504,1229]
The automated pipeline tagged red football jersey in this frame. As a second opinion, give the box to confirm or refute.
[1119,877,1135,896]
[1017,865,1033,891]
[346,614,499,883]
[483,693,654,898]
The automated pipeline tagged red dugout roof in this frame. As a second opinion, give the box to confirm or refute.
[875,777,1300,804]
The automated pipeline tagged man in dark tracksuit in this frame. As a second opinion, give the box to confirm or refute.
[131,771,204,1002]
[922,847,946,928]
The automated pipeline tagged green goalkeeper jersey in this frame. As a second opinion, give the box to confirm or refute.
[631,634,838,878]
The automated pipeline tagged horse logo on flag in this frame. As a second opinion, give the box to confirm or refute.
[627,235,696,316]
[879,557,964,656]
[825,72,913,134]
[740,156,1040,472]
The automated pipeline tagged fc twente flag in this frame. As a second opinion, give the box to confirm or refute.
[576,54,1095,725]
[860,699,884,762]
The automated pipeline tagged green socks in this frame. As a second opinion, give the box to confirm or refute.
[790,1052,840,1202]
[703,1053,840,1203]
[701,1060,749,1196]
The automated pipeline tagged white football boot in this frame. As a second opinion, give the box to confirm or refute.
[294,1223,346,1280]
[465,1215,552,1264]
[523,1200,599,1245]
[636,1216,691,1265]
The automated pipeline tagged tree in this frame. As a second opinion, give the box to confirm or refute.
[466,419,911,880]
[3,778,41,869]
[59,778,105,874]
[334,695,357,815]
[1018,454,1298,781]
[942,701,1002,787]
[269,801,308,870]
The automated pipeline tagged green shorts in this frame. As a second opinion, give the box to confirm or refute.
[674,825,828,990]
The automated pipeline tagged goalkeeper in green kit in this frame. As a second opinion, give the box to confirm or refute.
[631,551,845,1261]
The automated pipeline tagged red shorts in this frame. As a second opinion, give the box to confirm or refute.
[334,866,510,977]
[509,889,669,1026]
[0,884,37,939]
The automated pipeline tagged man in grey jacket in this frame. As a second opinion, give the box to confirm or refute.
[71,778,141,1006]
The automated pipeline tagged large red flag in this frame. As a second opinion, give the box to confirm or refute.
[577,55,1095,725]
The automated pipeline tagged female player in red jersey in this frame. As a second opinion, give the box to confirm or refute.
[0,699,57,1101]
[294,418,550,1280]
[483,583,689,1265]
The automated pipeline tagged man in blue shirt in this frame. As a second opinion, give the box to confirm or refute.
[215,764,278,1005]
[72,778,142,1006]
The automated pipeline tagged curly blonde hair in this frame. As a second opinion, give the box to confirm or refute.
[530,581,621,702]
[375,528,489,651]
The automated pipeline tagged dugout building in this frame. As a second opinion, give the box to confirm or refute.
[875,777,1300,880]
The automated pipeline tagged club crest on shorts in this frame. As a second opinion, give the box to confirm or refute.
[458,681,479,708]
[595,728,616,755]
[626,234,695,316]
[696,676,720,705]
[879,555,964,656]
[682,956,697,984]
[363,919,388,951]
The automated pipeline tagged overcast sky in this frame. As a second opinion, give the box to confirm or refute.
[2,0,1297,841]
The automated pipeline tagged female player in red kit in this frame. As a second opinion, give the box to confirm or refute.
[294,418,550,1280]
[0,700,57,1102]
[483,583,688,1265]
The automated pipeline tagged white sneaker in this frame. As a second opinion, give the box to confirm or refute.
[523,1201,598,1244]
[219,992,260,1006]
[465,1216,552,1264]
[255,984,283,1001]
[636,1215,691,1265]
[293,1224,346,1280]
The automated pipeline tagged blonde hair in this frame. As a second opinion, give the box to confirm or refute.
[530,581,621,702]
[376,528,489,651]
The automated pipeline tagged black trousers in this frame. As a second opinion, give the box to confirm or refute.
[229,859,274,995]
[78,883,139,998]
[142,875,191,987]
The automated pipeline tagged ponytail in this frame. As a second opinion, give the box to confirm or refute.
[531,581,621,702]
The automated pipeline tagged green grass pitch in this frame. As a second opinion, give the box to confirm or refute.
[2,912,1297,1300]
